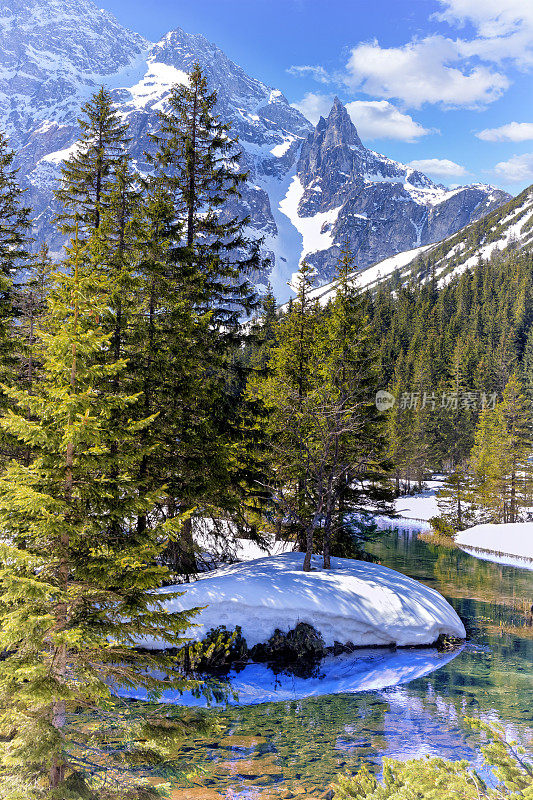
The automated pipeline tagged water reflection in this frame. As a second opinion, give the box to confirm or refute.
[161,531,533,798]
[176,646,464,706]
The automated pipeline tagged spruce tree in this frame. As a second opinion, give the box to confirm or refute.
[253,254,391,570]
[147,63,260,325]
[0,131,32,467]
[139,64,266,573]
[498,373,533,522]
[469,374,533,524]
[15,243,53,393]
[316,246,392,566]
[55,87,130,237]
[0,233,197,799]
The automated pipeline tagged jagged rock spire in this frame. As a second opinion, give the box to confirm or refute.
[325,96,363,148]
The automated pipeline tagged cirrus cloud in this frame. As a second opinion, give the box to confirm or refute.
[408,158,468,177]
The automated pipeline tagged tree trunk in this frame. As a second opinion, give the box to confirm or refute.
[176,515,198,578]
[323,512,331,569]
[302,522,314,571]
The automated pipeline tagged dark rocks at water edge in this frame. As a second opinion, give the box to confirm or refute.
[159,623,464,680]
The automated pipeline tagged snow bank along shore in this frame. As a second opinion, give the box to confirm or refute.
[143,552,465,650]
[455,523,533,569]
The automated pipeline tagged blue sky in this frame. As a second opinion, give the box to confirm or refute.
[102,0,533,195]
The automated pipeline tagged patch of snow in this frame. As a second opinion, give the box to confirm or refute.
[121,59,189,111]
[459,548,533,571]
[374,515,431,533]
[406,184,463,208]
[455,523,533,564]
[270,135,295,158]
[394,481,442,521]
[279,176,342,266]
[142,552,466,650]
[41,142,79,164]
[289,243,433,308]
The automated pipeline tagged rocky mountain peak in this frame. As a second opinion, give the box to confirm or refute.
[325,96,363,149]
[1,0,512,299]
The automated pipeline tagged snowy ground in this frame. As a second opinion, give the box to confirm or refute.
[143,552,465,650]
[455,523,533,570]
[120,645,463,706]
[393,480,442,521]
[369,479,444,534]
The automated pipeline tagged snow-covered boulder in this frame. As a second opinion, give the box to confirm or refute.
[456,523,533,568]
[145,553,465,649]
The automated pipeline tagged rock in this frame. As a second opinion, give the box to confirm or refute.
[250,621,327,676]
[294,99,510,284]
[2,0,510,295]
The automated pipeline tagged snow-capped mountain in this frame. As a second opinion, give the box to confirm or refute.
[284,98,510,284]
[2,0,511,298]
[297,185,533,308]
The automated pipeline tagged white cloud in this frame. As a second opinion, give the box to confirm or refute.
[291,92,334,124]
[344,36,509,109]
[345,100,433,141]
[435,0,533,38]
[286,65,331,84]
[288,0,533,112]
[494,152,533,184]
[408,158,468,177]
[435,1,533,68]
[477,122,533,142]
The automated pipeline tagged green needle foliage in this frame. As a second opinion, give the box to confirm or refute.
[55,87,130,237]
[0,234,199,799]
[333,718,533,800]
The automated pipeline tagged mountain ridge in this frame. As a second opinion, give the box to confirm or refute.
[1,0,512,298]
[293,185,533,309]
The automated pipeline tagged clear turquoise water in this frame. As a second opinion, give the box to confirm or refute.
[164,531,533,798]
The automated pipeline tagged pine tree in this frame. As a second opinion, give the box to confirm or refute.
[469,406,503,522]
[0,131,31,292]
[249,261,320,566]
[469,374,533,524]
[253,254,391,570]
[147,63,260,325]
[316,245,392,566]
[0,131,32,467]
[498,373,533,522]
[0,233,197,799]
[436,465,475,532]
[55,87,130,237]
[138,64,267,573]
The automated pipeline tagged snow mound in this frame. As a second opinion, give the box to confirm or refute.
[146,553,465,649]
[455,523,533,565]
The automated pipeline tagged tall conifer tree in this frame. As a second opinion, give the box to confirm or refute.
[55,87,130,237]
[0,234,196,798]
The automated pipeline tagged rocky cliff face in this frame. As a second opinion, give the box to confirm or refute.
[285,98,510,283]
[1,0,511,297]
